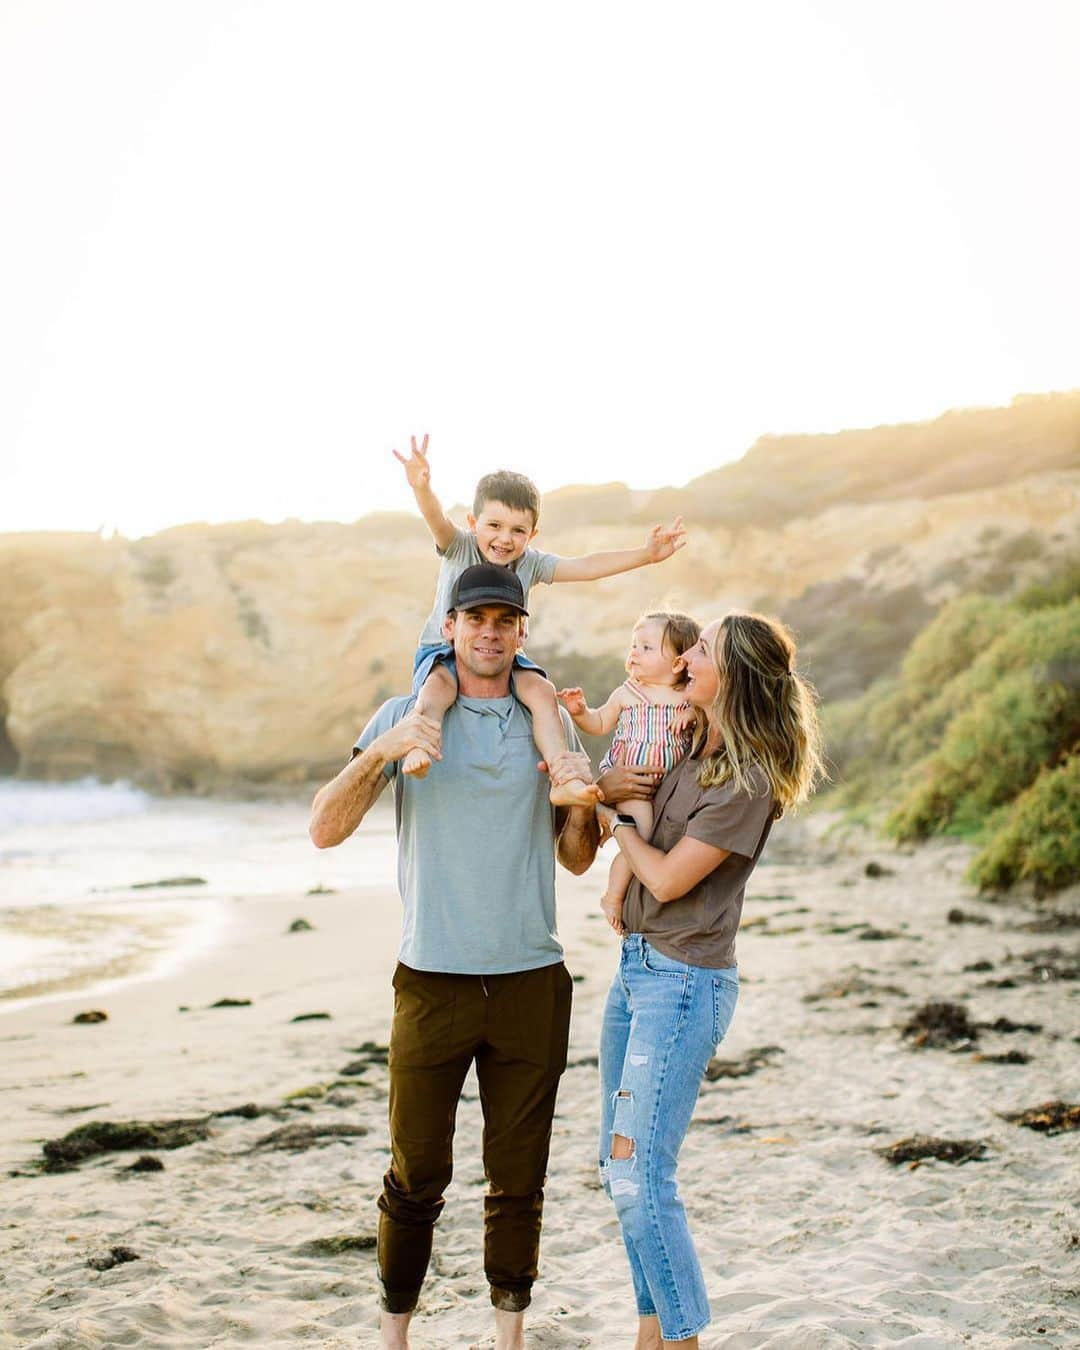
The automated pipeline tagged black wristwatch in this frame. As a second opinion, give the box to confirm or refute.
[612,813,638,833]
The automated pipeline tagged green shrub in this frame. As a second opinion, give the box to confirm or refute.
[968,753,1080,893]
[887,668,1080,840]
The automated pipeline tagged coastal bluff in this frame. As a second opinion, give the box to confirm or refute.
[2,392,1078,791]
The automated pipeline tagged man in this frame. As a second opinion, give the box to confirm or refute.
[309,563,600,1350]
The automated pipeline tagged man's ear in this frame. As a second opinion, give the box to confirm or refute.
[442,613,456,641]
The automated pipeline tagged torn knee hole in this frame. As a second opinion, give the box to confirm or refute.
[611,1133,635,1160]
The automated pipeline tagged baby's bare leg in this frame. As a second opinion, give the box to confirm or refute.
[514,669,601,807]
[602,798,654,931]
[403,664,457,777]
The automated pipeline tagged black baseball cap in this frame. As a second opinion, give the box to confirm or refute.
[448,563,529,616]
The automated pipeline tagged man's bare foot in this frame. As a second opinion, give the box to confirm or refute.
[493,1306,526,1350]
[548,776,602,808]
[402,748,431,778]
[379,1308,412,1347]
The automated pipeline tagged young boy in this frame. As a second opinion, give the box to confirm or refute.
[393,434,687,806]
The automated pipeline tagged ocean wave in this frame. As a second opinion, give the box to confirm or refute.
[0,779,152,834]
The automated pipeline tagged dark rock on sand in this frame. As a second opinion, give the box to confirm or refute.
[125,1155,165,1172]
[306,885,337,895]
[1017,911,1080,933]
[291,1012,331,1022]
[253,1122,369,1151]
[87,1246,141,1271]
[901,1001,979,1049]
[999,1101,1080,1135]
[981,1016,1043,1034]
[877,1136,987,1166]
[43,1118,211,1171]
[288,917,314,932]
[339,1061,369,1077]
[210,998,252,1008]
[964,960,995,972]
[704,1046,783,1080]
[973,1050,1032,1064]
[130,876,207,889]
[864,862,894,878]
[297,1234,377,1256]
[72,1010,108,1024]
[214,1103,263,1119]
[346,1041,389,1063]
[858,927,903,941]
[568,1054,600,1068]
[948,908,992,925]
[803,973,904,1003]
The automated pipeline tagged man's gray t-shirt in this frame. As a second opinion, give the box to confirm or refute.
[418,527,560,646]
[354,692,582,974]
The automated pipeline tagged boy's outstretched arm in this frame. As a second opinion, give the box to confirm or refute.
[550,517,687,583]
[392,434,457,552]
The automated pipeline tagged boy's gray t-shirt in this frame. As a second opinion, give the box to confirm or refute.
[418,527,560,646]
[354,691,581,974]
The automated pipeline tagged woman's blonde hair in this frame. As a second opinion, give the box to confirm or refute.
[692,611,826,815]
[630,610,701,688]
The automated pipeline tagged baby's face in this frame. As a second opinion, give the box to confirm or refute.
[468,499,538,566]
[625,620,678,685]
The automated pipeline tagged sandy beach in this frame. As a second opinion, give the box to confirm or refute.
[1,792,1078,1349]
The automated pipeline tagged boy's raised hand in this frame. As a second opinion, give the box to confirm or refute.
[644,515,687,564]
[392,434,431,490]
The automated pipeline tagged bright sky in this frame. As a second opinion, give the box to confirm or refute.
[2,1,1078,539]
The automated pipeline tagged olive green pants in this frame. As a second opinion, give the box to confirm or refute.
[377,960,573,1314]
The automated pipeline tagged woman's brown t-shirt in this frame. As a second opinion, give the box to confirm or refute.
[622,755,776,969]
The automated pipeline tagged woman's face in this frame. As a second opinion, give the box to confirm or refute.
[682,620,723,709]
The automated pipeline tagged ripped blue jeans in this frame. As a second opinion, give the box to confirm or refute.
[599,934,739,1342]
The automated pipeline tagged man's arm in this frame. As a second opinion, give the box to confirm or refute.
[550,517,686,583]
[555,803,601,875]
[309,709,442,848]
[392,434,457,552]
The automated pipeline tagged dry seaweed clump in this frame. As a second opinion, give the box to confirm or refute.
[42,1118,211,1172]
[877,1136,988,1166]
[999,1101,1080,1135]
[901,1001,979,1049]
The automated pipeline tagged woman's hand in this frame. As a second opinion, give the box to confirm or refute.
[597,764,663,805]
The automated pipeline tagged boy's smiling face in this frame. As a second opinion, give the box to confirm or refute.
[467,498,538,566]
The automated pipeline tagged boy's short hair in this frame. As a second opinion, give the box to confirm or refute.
[473,471,541,527]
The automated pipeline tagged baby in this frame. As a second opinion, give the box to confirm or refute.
[557,610,701,926]
[394,435,687,807]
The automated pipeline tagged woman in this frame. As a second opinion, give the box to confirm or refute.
[594,612,825,1348]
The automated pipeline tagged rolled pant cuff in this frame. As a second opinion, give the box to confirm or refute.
[380,1285,422,1315]
[489,1284,532,1312]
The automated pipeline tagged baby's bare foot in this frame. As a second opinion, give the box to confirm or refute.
[402,747,432,778]
[601,893,626,933]
[548,777,602,808]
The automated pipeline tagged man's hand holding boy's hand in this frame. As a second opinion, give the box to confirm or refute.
[377,709,442,767]
[643,516,687,564]
[392,434,432,490]
[539,749,600,796]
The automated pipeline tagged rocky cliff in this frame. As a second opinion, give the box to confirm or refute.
[2,393,1078,789]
